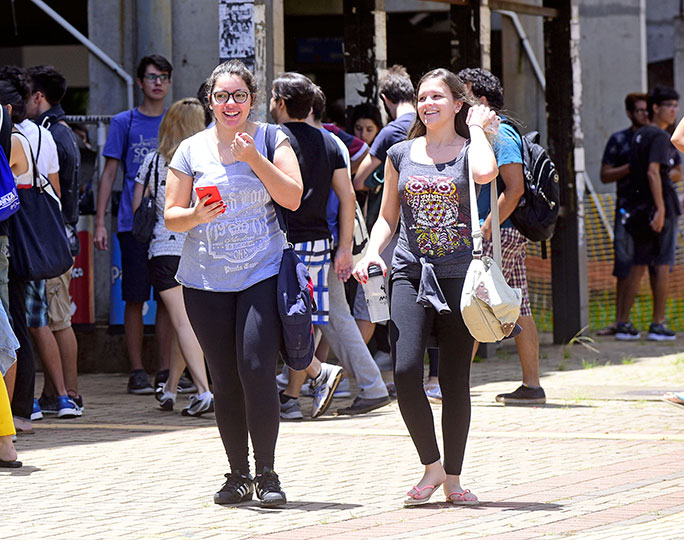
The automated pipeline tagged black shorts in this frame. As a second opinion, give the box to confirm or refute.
[117,231,152,303]
[148,255,181,293]
[633,214,677,267]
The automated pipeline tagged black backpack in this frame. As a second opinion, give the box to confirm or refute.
[501,120,560,242]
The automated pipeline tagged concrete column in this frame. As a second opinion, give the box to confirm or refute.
[343,0,387,119]
[137,0,173,102]
[171,0,219,103]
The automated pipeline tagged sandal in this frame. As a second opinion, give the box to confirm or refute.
[446,488,478,504]
[662,392,684,408]
[404,483,442,506]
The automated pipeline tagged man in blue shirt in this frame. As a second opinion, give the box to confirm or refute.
[598,93,649,338]
[94,55,173,394]
[459,67,545,405]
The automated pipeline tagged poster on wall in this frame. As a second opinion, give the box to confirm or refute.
[219,0,255,69]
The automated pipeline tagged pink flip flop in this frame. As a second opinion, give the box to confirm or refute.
[404,483,442,506]
[446,488,478,505]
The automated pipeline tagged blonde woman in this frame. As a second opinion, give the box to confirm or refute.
[132,98,212,416]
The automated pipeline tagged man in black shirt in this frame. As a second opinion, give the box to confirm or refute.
[270,72,356,419]
[619,86,682,341]
[25,65,83,409]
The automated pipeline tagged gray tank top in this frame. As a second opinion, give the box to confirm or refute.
[387,138,475,279]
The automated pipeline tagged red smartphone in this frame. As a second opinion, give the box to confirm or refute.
[195,185,223,205]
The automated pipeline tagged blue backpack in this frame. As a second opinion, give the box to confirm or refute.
[0,108,20,221]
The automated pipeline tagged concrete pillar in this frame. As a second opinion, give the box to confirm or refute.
[137,0,173,102]
[674,16,684,97]
[578,0,645,192]
[343,0,387,118]
[499,6,547,143]
[171,0,219,103]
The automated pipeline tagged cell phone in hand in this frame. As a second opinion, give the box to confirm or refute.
[195,185,225,213]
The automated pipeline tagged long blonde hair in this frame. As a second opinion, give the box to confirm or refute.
[157,98,206,162]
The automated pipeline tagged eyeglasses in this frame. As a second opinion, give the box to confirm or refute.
[660,101,679,109]
[143,73,170,83]
[212,90,250,104]
[633,108,648,114]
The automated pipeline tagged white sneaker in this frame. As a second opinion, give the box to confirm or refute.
[182,393,214,417]
[280,397,303,420]
[310,363,343,418]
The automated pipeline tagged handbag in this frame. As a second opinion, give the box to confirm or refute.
[0,107,20,221]
[9,132,73,281]
[264,123,316,371]
[460,150,522,343]
[131,153,160,244]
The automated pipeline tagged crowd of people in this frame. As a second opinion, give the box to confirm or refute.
[2,52,679,507]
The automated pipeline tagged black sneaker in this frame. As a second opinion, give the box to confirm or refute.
[495,384,546,405]
[615,322,640,341]
[177,374,197,394]
[255,467,287,507]
[127,369,154,395]
[647,323,676,341]
[214,471,254,505]
[154,370,197,394]
[337,395,391,415]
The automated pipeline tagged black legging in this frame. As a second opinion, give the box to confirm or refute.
[183,276,281,474]
[389,276,473,475]
[9,268,34,420]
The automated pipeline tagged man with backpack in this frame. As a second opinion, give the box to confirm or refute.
[459,68,545,405]
[94,55,179,394]
[26,65,83,413]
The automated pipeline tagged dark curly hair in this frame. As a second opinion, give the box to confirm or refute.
[456,67,504,110]
[27,65,67,105]
[0,66,31,123]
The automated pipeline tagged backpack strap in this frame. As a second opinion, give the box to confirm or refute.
[263,123,289,238]
[121,109,135,178]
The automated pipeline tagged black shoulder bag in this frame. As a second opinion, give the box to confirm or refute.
[9,132,73,281]
[131,153,160,244]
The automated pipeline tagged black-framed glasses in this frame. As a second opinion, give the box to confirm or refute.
[143,73,170,83]
[212,90,250,104]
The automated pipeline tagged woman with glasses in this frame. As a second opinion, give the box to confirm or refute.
[165,60,303,507]
[132,98,213,417]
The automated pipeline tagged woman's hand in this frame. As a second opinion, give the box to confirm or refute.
[466,104,497,132]
[352,253,387,284]
[193,193,226,224]
[231,131,260,165]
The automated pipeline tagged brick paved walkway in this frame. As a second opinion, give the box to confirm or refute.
[3,334,684,539]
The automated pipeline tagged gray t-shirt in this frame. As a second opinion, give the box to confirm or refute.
[169,124,288,292]
[388,138,474,279]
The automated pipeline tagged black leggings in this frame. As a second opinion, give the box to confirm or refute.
[183,276,281,474]
[389,276,473,475]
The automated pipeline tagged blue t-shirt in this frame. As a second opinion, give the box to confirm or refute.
[477,121,523,229]
[322,128,351,245]
[169,124,289,292]
[103,108,165,232]
[369,112,415,162]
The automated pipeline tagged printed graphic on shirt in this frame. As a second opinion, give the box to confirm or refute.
[130,134,158,168]
[404,175,470,257]
[205,181,271,267]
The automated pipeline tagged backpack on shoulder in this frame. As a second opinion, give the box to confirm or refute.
[264,123,316,371]
[501,120,560,243]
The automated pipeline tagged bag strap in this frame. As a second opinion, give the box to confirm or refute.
[121,109,134,178]
[263,123,289,241]
[12,130,41,190]
[468,147,502,266]
[141,153,154,195]
[152,153,161,198]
